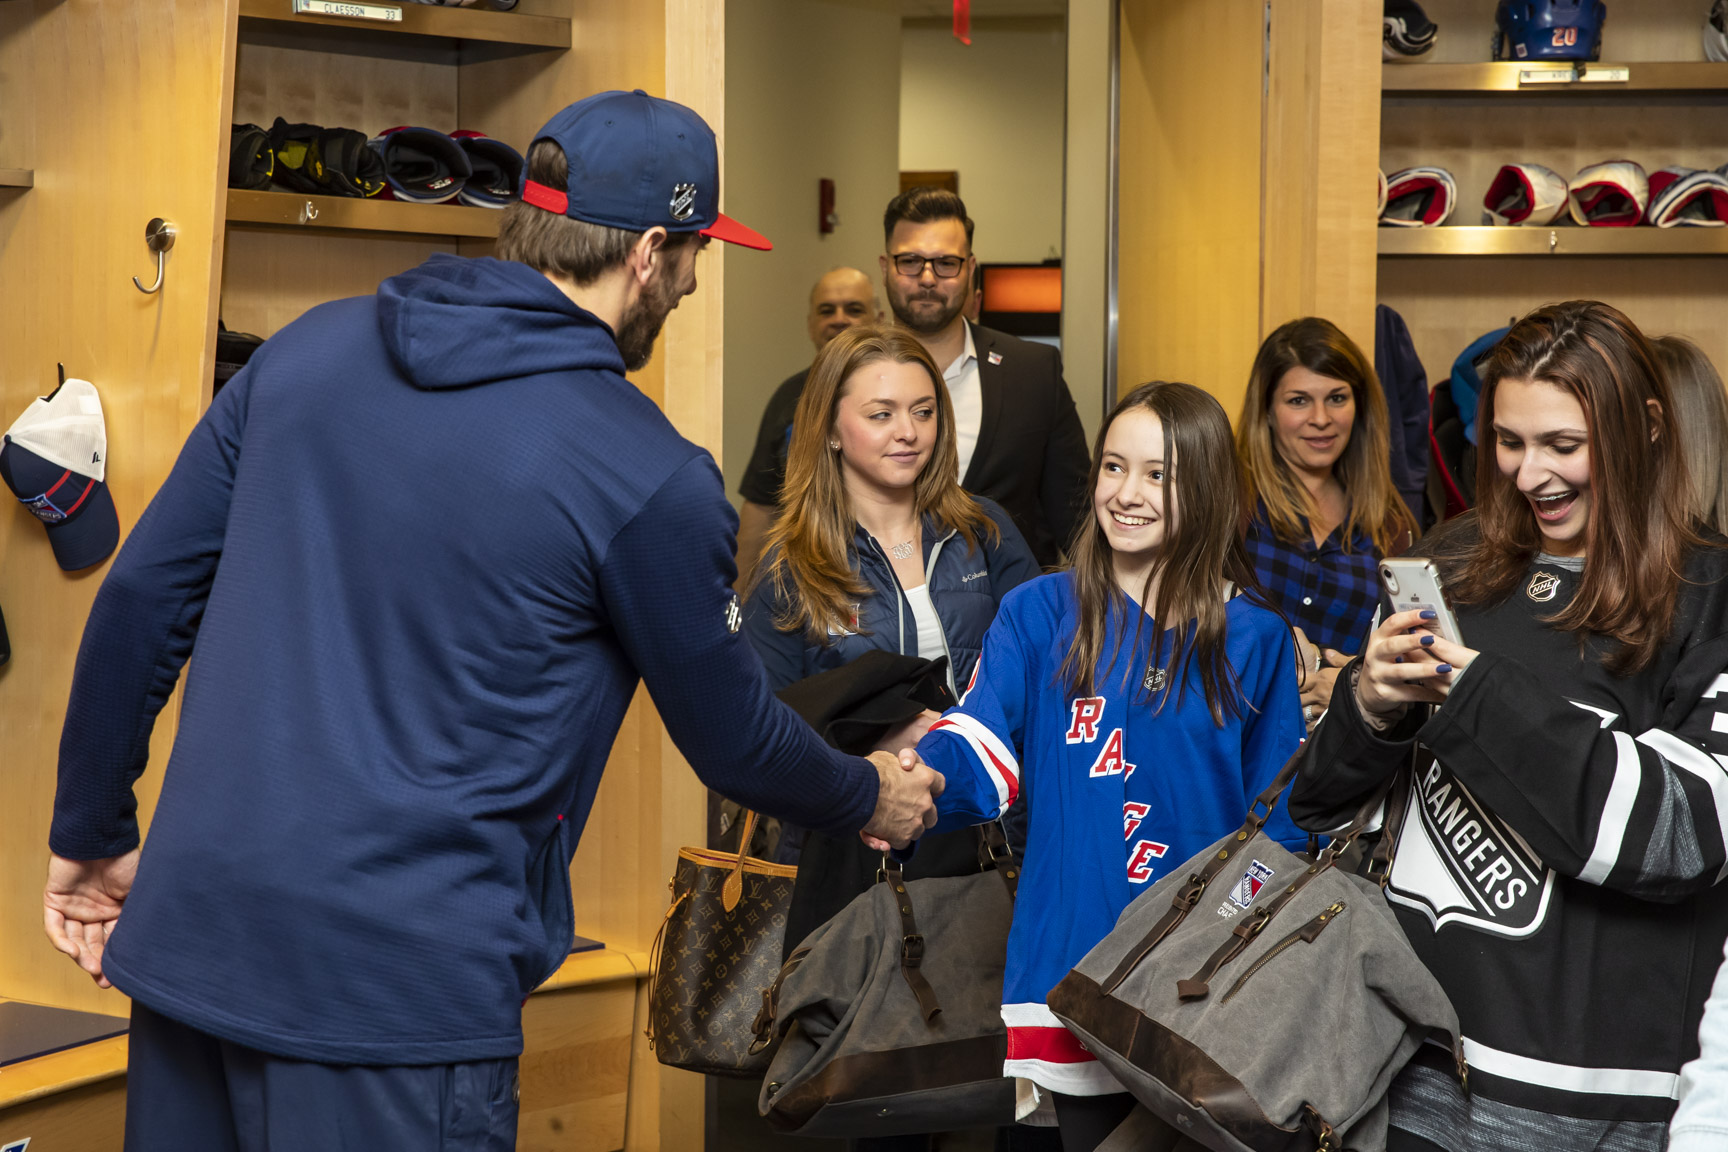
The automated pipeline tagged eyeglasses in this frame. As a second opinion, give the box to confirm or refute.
[890,252,968,279]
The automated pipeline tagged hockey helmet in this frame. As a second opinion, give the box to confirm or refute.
[1493,0,1606,62]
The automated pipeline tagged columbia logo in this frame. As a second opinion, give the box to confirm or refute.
[961,570,988,583]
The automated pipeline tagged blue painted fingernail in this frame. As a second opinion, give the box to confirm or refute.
[1436,664,1452,673]
[1420,636,1434,646]
[1394,656,1404,664]
[1420,610,1437,620]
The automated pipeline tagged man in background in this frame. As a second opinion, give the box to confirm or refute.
[880,186,1088,568]
[734,265,880,581]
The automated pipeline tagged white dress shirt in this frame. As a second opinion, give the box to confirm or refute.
[944,323,983,484]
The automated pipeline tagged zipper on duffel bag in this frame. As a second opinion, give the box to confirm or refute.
[1219,901,1346,1004]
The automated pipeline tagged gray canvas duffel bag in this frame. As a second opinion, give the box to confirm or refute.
[1048,750,1462,1152]
[751,825,1020,1138]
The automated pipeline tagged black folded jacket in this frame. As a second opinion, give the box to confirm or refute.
[774,649,954,755]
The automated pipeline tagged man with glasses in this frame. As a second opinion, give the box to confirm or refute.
[881,186,1087,568]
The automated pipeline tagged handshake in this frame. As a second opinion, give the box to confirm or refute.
[859,747,946,853]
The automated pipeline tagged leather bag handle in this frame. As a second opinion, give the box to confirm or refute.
[721,809,760,914]
[878,854,943,1022]
[976,821,1021,900]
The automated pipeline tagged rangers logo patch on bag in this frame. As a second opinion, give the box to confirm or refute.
[1222,859,1275,915]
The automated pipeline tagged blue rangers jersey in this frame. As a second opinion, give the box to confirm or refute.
[917,572,1306,1095]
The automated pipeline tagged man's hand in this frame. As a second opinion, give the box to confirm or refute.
[44,850,138,989]
[859,749,945,853]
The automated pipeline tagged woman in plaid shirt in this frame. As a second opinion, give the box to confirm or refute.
[1235,318,1417,731]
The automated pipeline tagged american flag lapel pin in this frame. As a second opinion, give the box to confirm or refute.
[987,351,1003,365]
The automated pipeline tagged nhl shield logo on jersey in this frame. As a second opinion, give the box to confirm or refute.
[1527,570,1562,602]
[1388,758,1555,938]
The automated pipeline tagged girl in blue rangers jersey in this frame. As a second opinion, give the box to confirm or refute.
[914,381,1307,1150]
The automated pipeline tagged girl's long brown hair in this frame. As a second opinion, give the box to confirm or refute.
[1444,300,1702,675]
[751,325,996,641]
[1061,381,1269,725]
[1236,317,1416,555]
[1651,334,1728,538]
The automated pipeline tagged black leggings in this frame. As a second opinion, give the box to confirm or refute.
[1052,1092,1138,1152]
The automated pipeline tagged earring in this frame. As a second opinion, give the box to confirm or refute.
[829,441,841,450]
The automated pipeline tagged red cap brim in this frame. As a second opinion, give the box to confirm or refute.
[701,212,772,251]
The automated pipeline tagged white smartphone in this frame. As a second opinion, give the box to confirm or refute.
[1378,558,1463,645]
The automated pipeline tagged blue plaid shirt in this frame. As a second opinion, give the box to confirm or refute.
[1244,501,1379,655]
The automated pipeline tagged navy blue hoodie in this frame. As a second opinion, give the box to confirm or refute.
[51,254,879,1064]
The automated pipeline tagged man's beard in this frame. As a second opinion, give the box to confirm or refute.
[887,281,963,336]
[615,266,685,371]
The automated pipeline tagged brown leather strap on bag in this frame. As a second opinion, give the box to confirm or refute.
[721,809,760,913]
[878,855,943,1022]
[976,821,1021,900]
[1365,747,1424,887]
[750,944,812,1054]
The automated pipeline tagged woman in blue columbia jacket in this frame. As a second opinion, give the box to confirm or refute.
[741,324,1038,1152]
[743,327,1037,699]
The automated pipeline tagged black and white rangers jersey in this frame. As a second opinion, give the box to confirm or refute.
[1291,518,1728,1130]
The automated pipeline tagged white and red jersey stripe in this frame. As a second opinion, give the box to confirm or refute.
[1001,1002,1125,1096]
[927,711,1020,813]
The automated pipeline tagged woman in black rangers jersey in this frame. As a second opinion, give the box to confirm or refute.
[1290,300,1728,1152]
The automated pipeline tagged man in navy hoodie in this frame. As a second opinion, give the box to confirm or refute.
[40,91,943,1149]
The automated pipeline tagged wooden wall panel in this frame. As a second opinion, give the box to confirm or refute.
[0,1078,126,1152]
[1115,0,1265,413]
[1379,256,1728,400]
[518,981,636,1152]
[0,0,234,1014]
[1116,0,1380,421]
[1262,0,1381,360]
[220,227,455,338]
[232,38,460,134]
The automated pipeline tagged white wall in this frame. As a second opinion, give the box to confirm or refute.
[722,0,902,506]
[1061,0,1110,448]
[899,16,1068,265]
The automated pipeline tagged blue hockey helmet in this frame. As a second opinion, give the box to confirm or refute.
[1493,0,1606,62]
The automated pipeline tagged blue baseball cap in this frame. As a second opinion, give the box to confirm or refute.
[521,89,770,250]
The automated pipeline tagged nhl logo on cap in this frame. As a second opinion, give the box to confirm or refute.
[670,182,697,222]
[1,378,121,571]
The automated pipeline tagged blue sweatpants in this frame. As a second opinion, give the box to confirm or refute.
[124,1000,520,1151]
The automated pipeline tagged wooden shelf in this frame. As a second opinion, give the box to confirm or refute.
[1379,226,1728,257]
[0,168,33,188]
[226,188,502,239]
[1383,61,1728,94]
[237,0,570,51]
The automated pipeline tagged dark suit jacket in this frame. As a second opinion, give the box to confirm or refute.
[963,322,1090,568]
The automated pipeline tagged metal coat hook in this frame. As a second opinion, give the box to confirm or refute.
[132,217,177,294]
